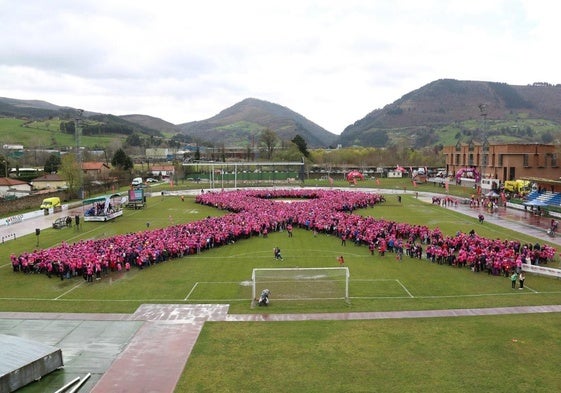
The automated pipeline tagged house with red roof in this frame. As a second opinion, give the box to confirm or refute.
[81,162,111,180]
[149,164,175,178]
[0,177,32,198]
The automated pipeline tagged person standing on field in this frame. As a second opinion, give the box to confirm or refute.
[518,271,525,289]
[287,224,293,237]
[510,271,518,289]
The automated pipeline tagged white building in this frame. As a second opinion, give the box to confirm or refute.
[0,177,32,198]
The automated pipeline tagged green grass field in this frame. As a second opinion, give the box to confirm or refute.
[0,117,122,148]
[2,191,561,392]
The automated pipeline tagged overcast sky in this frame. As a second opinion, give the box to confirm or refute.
[0,0,558,134]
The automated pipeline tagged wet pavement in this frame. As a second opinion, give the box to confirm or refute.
[1,189,561,392]
[417,191,561,246]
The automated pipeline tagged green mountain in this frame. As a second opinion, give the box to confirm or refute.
[4,79,561,151]
[176,98,338,148]
[338,79,561,148]
[0,97,164,139]
[120,114,181,136]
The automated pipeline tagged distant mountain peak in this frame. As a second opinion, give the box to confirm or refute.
[177,98,337,148]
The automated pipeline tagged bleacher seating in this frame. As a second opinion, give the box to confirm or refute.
[524,190,540,201]
[524,191,561,207]
[547,193,561,206]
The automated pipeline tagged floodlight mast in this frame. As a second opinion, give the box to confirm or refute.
[75,109,84,199]
[479,103,489,179]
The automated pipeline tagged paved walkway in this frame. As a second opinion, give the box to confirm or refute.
[2,303,561,392]
[2,189,561,392]
[430,195,561,245]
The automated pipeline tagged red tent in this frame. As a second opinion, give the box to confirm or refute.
[346,170,364,183]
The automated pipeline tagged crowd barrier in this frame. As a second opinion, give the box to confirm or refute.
[522,264,561,279]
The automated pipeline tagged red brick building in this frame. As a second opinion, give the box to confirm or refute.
[443,143,559,182]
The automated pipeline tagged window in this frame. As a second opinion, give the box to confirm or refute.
[523,154,529,167]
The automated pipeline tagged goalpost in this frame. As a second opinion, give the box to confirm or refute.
[252,267,350,304]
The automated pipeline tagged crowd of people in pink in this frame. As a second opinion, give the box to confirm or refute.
[10,189,556,281]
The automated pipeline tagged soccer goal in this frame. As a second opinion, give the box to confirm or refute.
[252,267,350,304]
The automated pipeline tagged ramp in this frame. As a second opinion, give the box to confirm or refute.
[0,334,63,392]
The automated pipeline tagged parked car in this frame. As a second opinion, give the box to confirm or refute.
[52,216,70,229]
[146,178,158,183]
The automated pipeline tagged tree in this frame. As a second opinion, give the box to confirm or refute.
[59,153,82,197]
[0,155,9,178]
[291,134,310,158]
[59,121,75,134]
[111,148,133,171]
[44,154,62,174]
[126,134,143,147]
[541,131,554,144]
[259,128,279,160]
[275,140,302,161]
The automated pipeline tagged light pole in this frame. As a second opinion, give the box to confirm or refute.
[75,109,84,199]
[478,104,489,180]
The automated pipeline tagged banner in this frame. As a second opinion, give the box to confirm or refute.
[522,264,561,279]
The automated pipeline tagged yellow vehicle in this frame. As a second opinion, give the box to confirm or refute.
[503,180,531,195]
[40,197,61,210]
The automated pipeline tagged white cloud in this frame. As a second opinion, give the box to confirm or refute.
[0,0,559,133]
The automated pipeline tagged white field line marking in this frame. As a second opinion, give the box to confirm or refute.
[193,249,367,259]
[1,290,560,303]
[184,282,199,300]
[524,285,538,293]
[54,281,85,300]
[396,279,414,298]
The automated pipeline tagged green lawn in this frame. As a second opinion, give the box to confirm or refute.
[1,191,561,392]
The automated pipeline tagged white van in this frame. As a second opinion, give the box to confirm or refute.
[131,177,143,186]
[480,178,500,193]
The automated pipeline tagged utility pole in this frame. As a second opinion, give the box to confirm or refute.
[478,104,489,179]
[75,109,84,199]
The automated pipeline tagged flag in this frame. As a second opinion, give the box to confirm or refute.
[328,176,333,186]
[353,178,357,185]
[413,180,417,187]
[375,178,380,185]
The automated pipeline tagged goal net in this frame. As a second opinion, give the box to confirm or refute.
[252,267,349,304]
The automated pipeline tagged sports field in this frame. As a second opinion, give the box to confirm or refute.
[2,190,561,392]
